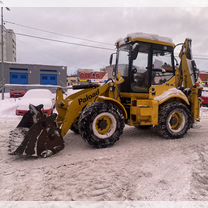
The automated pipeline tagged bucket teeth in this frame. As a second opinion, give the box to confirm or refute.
[8,104,64,158]
[8,128,28,155]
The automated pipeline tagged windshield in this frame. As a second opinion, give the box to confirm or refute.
[117,45,130,77]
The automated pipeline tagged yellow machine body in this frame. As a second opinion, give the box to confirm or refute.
[56,78,128,137]
[9,33,202,158]
[56,37,201,136]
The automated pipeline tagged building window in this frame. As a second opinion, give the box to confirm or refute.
[12,74,18,79]
[42,76,48,80]
[10,72,28,84]
[20,75,27,79]
[40,74,57,85]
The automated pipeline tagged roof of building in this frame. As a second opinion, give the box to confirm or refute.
[77,68,94,73]
[79,71,107,80]
[199,71,208,82]
[4,61,67,69]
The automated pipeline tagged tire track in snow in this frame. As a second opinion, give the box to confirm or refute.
[190,145,208,200]
[38,157,147,200]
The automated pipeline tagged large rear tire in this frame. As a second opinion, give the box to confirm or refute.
[79,102,125,148]
[157,102,191,139]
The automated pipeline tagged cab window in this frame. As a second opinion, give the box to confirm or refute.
[152,48,174,85]
[131,43,151,93]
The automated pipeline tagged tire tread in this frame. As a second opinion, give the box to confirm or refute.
[78,102,125,148]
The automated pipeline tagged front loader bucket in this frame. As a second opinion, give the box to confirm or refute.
[9,104,64,158]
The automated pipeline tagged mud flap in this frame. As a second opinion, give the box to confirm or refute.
[9,104,64,158]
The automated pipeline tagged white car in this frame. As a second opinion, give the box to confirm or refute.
[16,89,55,116]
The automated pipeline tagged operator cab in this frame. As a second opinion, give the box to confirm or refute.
[112,33,176,93]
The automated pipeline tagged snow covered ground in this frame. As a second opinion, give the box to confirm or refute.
[1,94,208,200]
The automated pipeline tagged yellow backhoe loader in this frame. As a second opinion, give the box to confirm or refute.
[9,33,202,158]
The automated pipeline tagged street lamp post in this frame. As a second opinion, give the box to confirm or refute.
[1,6,4,100]
[0,6,10,100]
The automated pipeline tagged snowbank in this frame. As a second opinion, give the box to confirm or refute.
[0,90,78,119]
[0,94,17,118]
[127,32,173,44]
[200,106,208,119]
[116,32,174,47]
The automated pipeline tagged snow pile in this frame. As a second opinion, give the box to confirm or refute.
[200,107,208,119]
[23,89,53,99]
[127,32,173,44]
[0,89,78,119]
[115,38,125,47]
[16,98,53,111]
[154,88,186,102]
[0,94,17,118]
[16,89,54,111]
[116,32,174,47]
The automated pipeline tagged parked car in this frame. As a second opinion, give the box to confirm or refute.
[16,89,54,116]
[201,87,208,106]
[10,89,27,98]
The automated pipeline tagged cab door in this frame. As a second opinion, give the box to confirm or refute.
[129,42,152,93]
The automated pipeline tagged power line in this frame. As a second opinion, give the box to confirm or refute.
[7,29,208,60]
[175,54,208,60]
[5,20,113,46]
[194,57,208,60]
[14,32,115,51]
[174,51,208,60]
[189,52,208,57]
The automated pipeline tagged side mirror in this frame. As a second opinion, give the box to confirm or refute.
[191,60,199,82]
[109,53,113,66]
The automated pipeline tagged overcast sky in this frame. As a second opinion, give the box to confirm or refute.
[4,7,208,74]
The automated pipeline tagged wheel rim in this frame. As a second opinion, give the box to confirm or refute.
[92,112,117,139]
[167,110,186,133]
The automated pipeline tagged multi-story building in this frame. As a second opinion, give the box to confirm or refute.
[5,29,16,62]
[0,26,16,62]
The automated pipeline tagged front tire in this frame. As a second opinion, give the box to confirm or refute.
[78,102,125,148]
[157,102,191,139]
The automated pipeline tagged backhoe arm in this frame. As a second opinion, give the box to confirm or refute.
[178,38,199,89]
[178,39,201,121]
